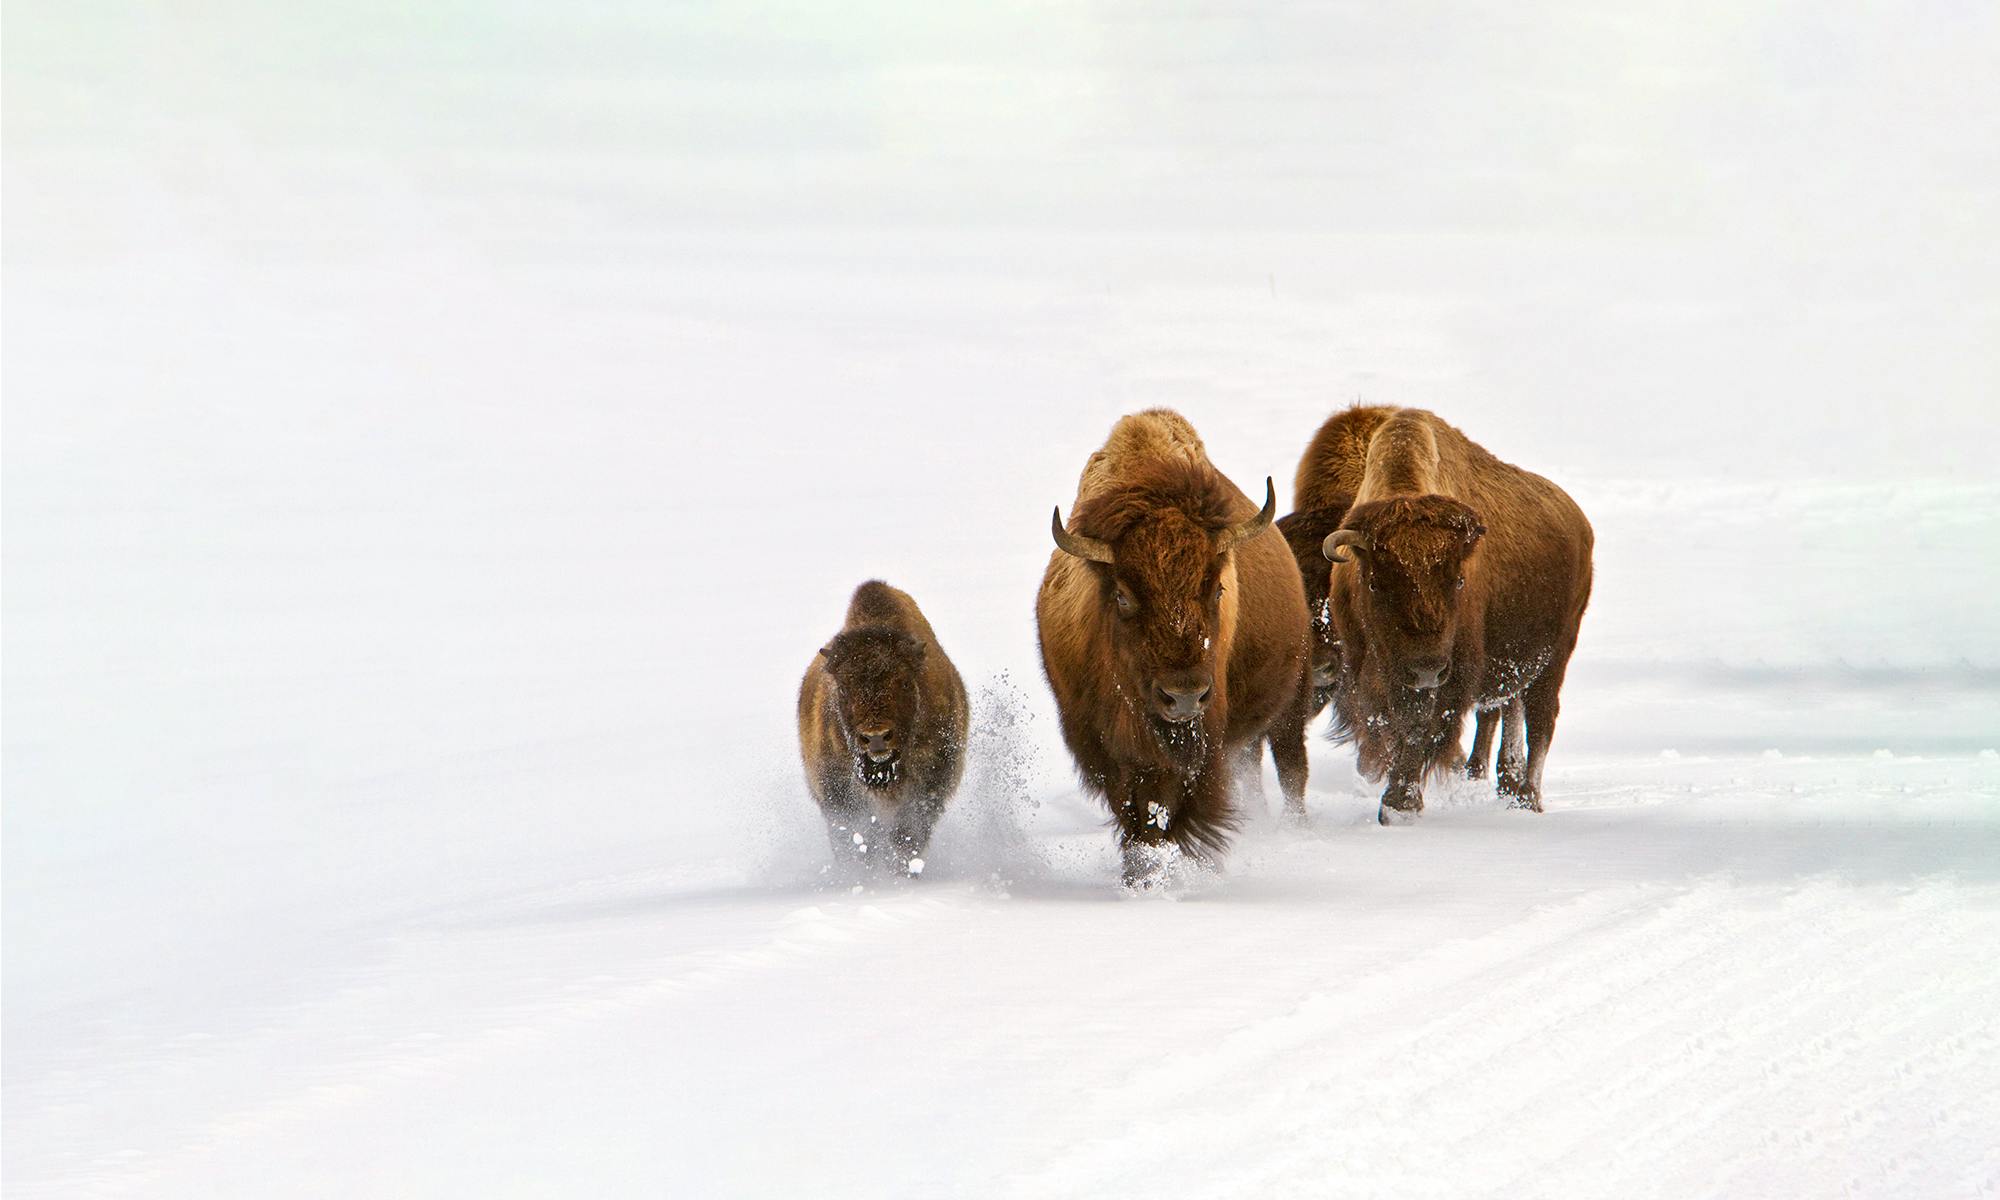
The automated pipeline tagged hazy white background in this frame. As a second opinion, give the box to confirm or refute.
[5,3,1998,1195]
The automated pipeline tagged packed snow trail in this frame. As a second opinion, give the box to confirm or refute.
[6,754,1996,1198]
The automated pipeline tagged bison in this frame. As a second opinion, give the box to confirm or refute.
[1303,406,1593,823]
[1037,409,1313,884]
[798,580,969,875]
[1282,468,1514,768]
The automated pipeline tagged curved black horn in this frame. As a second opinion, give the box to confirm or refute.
[1221,477,1277,550]
[1051,506,1115,564]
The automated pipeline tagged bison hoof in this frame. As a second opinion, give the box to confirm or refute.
[1119,840,1221,892]
[1378,804,1421,826]
[1121,840,1176,891]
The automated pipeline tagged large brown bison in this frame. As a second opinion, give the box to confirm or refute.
[1304,406,1592,823]
[1283,464,1513,766]
[1037,409,1313,883]
[798,581,969,875]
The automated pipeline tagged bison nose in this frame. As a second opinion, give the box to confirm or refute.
[1151,675,1213,723]
[857,725,896,761]
[1405,658,1450,691]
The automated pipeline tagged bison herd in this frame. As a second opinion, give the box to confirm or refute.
[798,405,1594,886]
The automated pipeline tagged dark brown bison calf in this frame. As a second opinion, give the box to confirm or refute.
[798,581,969,875]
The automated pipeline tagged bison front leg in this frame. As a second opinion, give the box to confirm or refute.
[1108,768,1175,887]
[1378,771,1424,824]
[820,794,878,870]
[1113,764,1235,887]
[1377,706,1457,825]
[1171,751,1235,866]
[887,797,945,877]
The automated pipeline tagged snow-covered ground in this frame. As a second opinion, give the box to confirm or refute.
[6,3,1998,1196]
[7,742,1999,1197]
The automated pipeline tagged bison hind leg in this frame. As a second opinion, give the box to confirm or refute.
[1495,697,1530,804]
[1266,688,1312,823]
[1465,708,1501,781]
[1230,742,1271,814]
[1271,734,1309,824]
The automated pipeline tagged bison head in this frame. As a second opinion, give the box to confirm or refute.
[818,629,925,789]
[1052,474,1276,742]
[1277,502,1353,710]
[1324,494,1485,693]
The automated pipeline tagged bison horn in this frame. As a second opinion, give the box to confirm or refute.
[1051,506,1116,564]
[1323,529,1371,563]
[1220,478,1277,550]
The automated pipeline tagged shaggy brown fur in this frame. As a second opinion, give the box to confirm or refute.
[798,581,969,874]
[1301,406,1593,823]
[1036,410,1313,883]
[1292,448,1517,773]
[1276,501,1353,717]
[1284,481,1513,756]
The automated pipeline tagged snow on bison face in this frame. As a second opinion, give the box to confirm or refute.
[819,629,924,790]
[1053,479,1275,745]
[1326,494,1484,693]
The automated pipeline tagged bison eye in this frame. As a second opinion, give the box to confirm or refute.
[1114,588,1137,618]
[1456,576,1466,590]
[1210,583,1223,605]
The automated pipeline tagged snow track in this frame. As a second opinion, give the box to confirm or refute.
[8,757,1996,1198]
[1021,878,1997,1199]
[8,889,958,1199]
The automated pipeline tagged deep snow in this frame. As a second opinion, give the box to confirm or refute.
[7,750,1998,1198]
[6,2,2000,1196]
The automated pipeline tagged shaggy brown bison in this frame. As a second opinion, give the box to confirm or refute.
[798,581,969,875]
[1283,468,1514,765]
[1304,406,1592,823]
[1037,409,1313,883]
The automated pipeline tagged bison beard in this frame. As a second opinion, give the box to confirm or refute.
[853,753,901,790]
